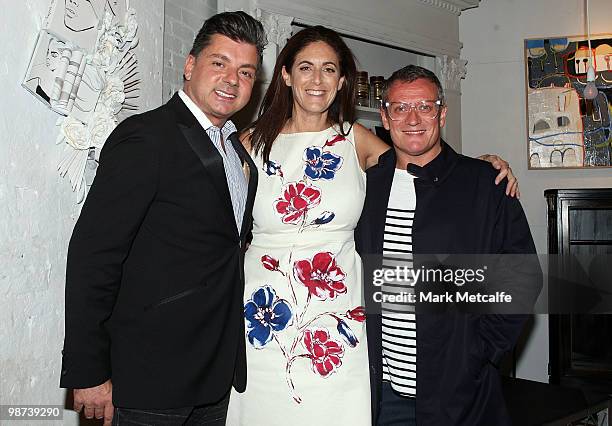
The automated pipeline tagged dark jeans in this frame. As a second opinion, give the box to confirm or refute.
[377,381,417,426]
[112,392,229,426]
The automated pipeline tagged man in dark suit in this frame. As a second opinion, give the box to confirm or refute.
[60,12,267,426]
[355,65,541,426]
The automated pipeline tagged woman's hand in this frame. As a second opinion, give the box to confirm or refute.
[479,154,519,198]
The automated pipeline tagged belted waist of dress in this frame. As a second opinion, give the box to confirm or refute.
[250,230,355,248]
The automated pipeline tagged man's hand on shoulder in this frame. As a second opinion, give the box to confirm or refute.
[74,379,114,426]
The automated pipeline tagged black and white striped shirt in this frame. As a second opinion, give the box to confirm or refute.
[381,168,417,397]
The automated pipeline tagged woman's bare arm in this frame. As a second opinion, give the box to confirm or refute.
[353,123,391,171]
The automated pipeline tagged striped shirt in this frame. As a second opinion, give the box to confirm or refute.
[178,90,247,232]
[381,168,417,397]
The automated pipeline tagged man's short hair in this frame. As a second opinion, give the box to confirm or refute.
[189,11,267,65]
[382,65,445,104]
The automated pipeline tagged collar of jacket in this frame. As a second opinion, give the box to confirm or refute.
[405,139,459,186]
[168,92,200,128]
[366,139,460,187]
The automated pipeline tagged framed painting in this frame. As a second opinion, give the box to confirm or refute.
[524,34,612,169]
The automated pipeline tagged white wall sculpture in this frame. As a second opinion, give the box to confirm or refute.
[22,0,139,202]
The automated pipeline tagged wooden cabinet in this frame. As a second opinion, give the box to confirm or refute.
[546,188,612,393]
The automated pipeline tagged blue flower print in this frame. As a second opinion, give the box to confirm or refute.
[303,147,343,180]
[312,211,335,225]
[263,160,283,177]
[244,286,293,349]
[336,318,359,347]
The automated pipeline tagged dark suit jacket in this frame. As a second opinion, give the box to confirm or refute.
[60,93,257,409]
[355,142,541,426]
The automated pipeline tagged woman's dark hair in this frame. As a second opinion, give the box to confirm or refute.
[251,26,357,162]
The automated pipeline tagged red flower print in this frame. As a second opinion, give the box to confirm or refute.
[346,306,366,322]
[323,134,346,147]
[273,182,321,225]
[261,255,280,271]
[293,252,347,300]
[303,328,345,377]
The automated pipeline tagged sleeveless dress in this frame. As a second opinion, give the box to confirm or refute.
[227,125,371,425]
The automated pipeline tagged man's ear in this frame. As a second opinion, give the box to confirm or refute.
[439,105,448,128]
[281,66,292,87]
[381,108,391,130]
[184,54,196,81]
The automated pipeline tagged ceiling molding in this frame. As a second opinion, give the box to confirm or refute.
[255,0,465,57]
[418,0,480,15]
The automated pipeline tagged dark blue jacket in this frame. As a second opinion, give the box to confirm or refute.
[355,142,541,425]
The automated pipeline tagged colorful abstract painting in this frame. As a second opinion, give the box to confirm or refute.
[525,35,612,168]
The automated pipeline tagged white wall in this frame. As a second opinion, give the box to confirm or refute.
[460,0,612,382]
[163,0,217,103]
[0,1,162,423]
[343,36,434,79]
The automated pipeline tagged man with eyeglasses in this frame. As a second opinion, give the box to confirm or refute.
[356,65,539,426]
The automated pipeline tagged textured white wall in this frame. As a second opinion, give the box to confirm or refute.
[134,0,165,112]
[163,0,217,103]
[460,0,612,382]
[0,1,162,423]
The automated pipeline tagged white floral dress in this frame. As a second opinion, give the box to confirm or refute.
[227,125,371,425]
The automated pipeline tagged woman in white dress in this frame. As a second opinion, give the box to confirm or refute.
[227,26,516,426]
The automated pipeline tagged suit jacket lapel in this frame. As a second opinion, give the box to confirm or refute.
[169,95,235,226]
[230,133,258,241]
[180,124,235,225]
